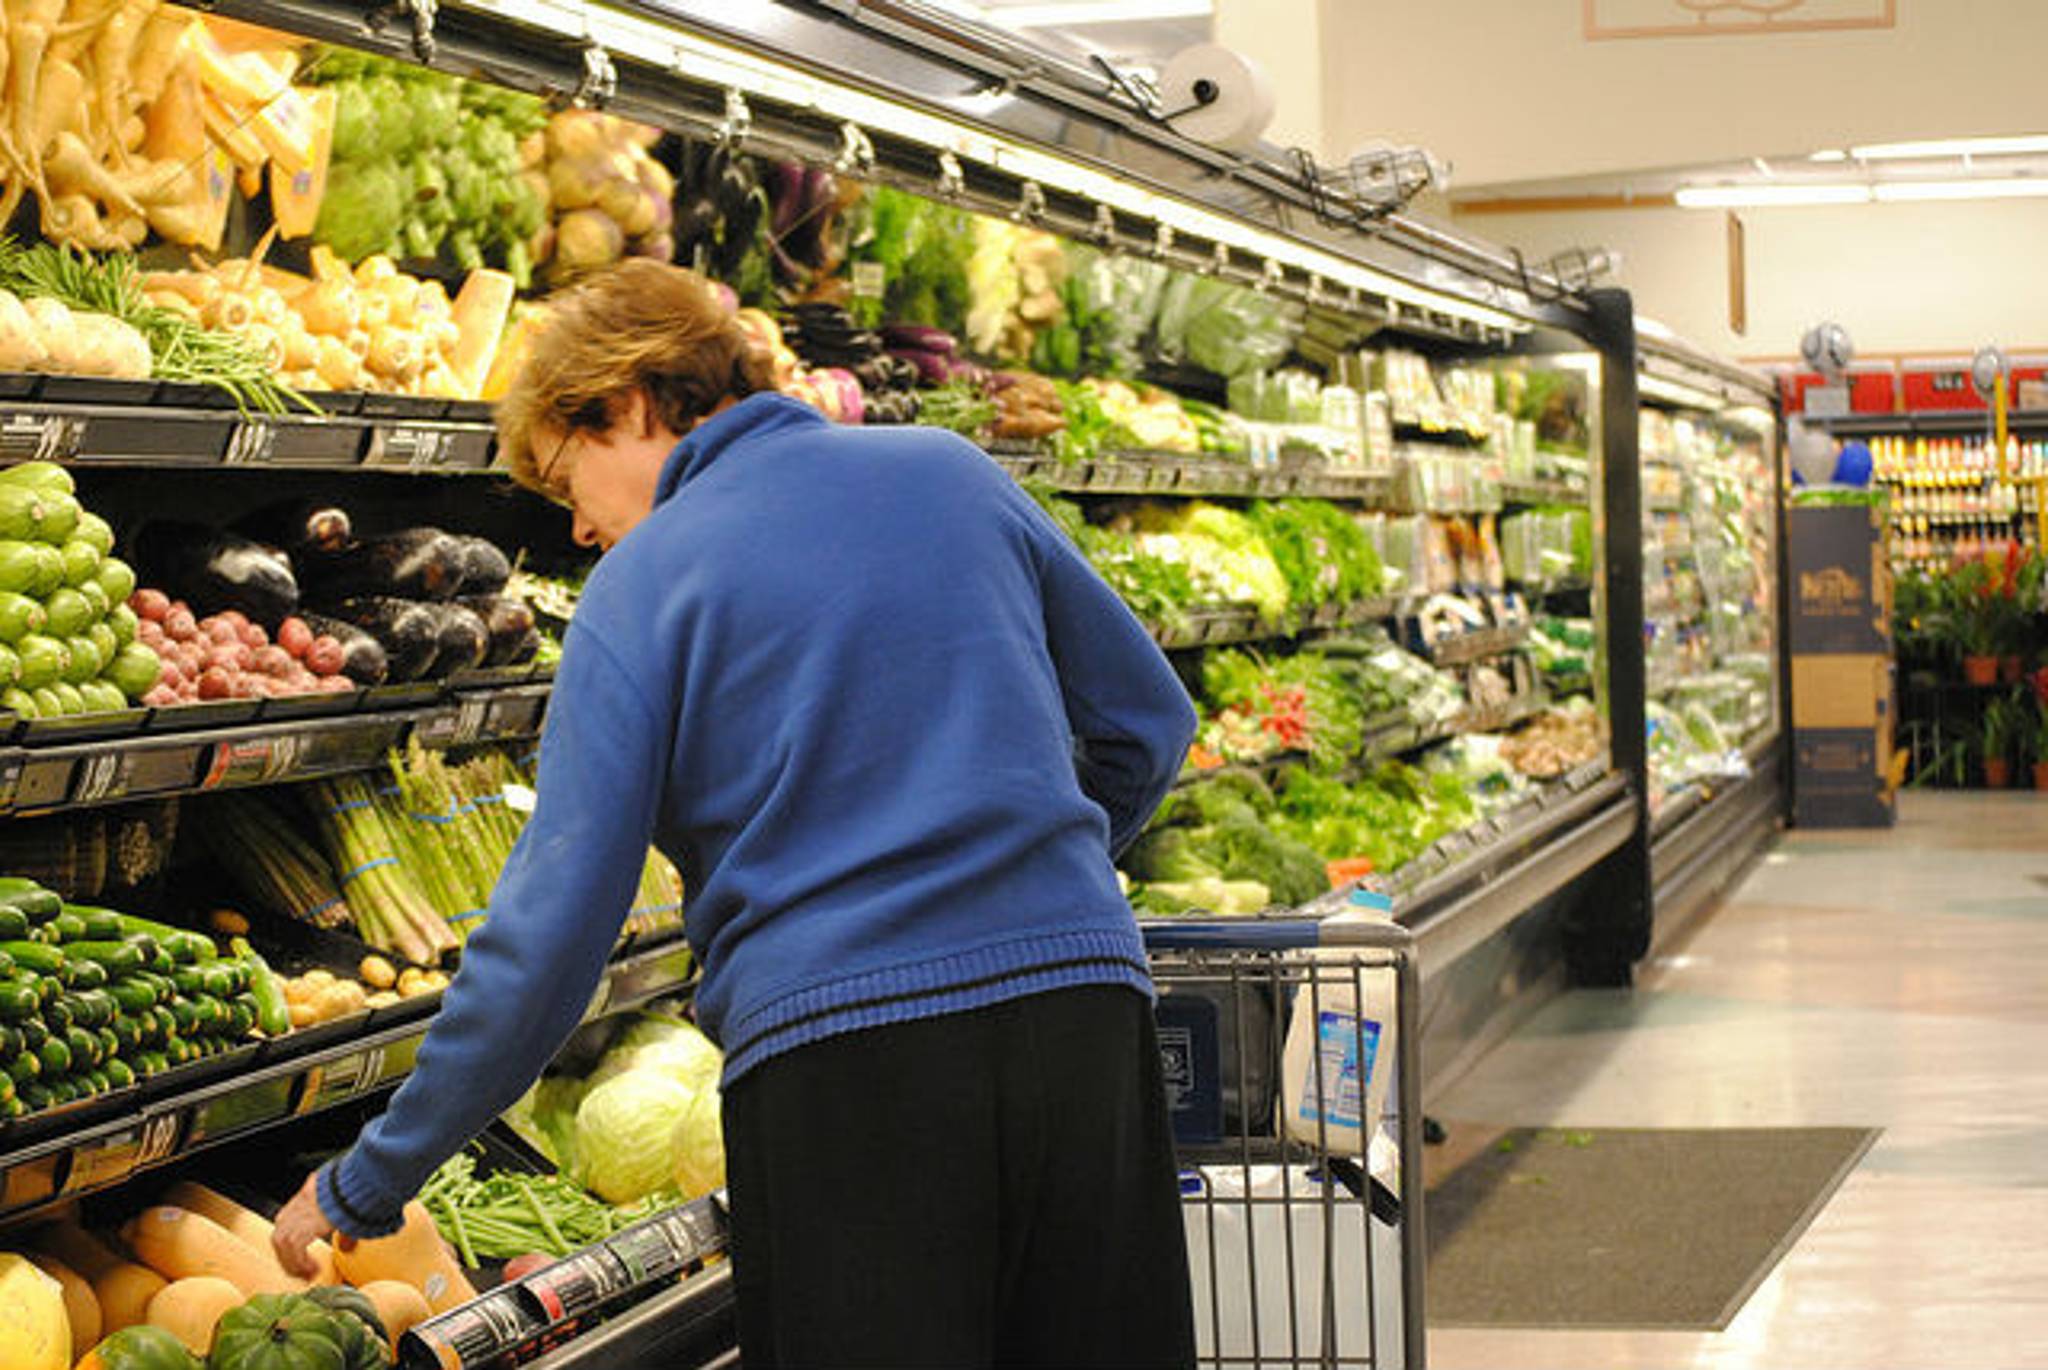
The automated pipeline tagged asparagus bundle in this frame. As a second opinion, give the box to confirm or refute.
[198,793,354,930]
[302,774,460,965]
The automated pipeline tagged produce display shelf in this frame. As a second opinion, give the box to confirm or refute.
[1514,579,1594,599]
[0,380,500,471]
[1647,494,1686,514]
[0,677,554,815]
[0,932,694,1224]
[1801,408,2048,437]
[1500,477,1591,507]
[1391,420,1489,448]
[1650,753,1783,936]
[992,450,1394,504]
[1149,596,1399,651]
[1421,623,1531,666]
[1448,692,1550,737]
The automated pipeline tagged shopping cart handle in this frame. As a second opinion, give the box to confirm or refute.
[1138,919,1326,951]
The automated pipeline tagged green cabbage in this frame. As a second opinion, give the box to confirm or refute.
[575,1071,697,1204]
[672,1085,727,1199]
[591,1014,724,1096]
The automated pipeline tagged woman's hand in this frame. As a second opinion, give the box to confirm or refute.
[272,1170,354,1278]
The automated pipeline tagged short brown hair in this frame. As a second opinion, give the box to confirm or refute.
[496,260,773,492]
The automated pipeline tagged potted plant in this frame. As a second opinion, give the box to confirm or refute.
[1948,554,2010,686]
[2033,701,2048,792]
[1981,694,2021,788]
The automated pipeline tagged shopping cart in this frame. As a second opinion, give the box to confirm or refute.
[1144,913,1425,1370]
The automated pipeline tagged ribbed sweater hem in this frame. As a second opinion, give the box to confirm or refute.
[716,925,1155,1086]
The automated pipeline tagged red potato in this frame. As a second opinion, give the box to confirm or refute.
[205,618,240,646]
[131,588,172,621]
[165,608,199,642]
[317,675,356,693]
[278,617,313,658]
[137,620,166,647]
[217,609,249,629]
[231,676,266,700]
[143,685,178,707]
[197,668,232,700]
[238,622,269,650]
[251,645,294,678]
[305,637,345,677]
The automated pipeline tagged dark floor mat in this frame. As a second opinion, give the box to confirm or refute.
[1423,1123,1879,1330]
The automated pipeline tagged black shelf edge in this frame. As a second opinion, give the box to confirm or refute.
[1423,624,1532,666]
[1150,596,1402,652]
[0,680,554,816]
[0,933,695,1224]
[1500,478,1591,507]
[992,451,1393,504]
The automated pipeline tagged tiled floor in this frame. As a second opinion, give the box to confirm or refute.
[1426,791,2048,1369]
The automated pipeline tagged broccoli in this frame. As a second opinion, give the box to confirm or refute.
[1205,810,1328,907]
[1121,828,1222,885]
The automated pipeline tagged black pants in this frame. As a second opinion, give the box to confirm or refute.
[722,985,1197,1369]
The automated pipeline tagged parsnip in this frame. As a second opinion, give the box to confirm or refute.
[125,5,191,104]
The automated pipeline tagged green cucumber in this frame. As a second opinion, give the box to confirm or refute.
[0,1024,17,1056]
[0,949,11,980]
[109,1014,142,1054]
[65,1026,100,1070]
[134,1051,167,1076]
[230,938,291,1038]
[171,965,205,997]
[103,1058,134,1090]
[107,978,157,1013]
[167,997,200,1036]
[41,998,71,1034]
[94,1025,117,1062]
[5,1052,36,1085]
[18,1082,52,1111]
[111,914,215,963]
[200,962,245,998]
[45,912,86,943]
[225,997,256,1038]
[44,1076,77,1105]
[82,1069,110,1095]
[0,907,27,942]
[0,979,36,1021]
[15,1018,45,1051]
[59,906,123,943]
[59,957,108,991]
[0,887,61,924]
[62,939,148,977]
[68,989,114,1028]
[35,1036,69,1075]
[0,941,64,976]
[0,1073,13,1108]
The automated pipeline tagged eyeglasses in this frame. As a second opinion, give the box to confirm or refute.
[536,427,582,508]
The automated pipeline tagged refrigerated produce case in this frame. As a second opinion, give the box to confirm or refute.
[0,0,1781,1361]
[1635,330,1788,945]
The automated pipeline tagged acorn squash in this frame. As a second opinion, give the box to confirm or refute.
[203,1294,359,1370]
[74,1324,204,1370]
[296,1287,389,1370]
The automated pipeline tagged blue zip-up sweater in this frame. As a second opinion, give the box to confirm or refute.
[321,393,1197,1237]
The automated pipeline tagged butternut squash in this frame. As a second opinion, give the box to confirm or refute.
[144,1275,243,1355]
[90,1261,168,1334]
[330,1202,475,1313]
[28,1220,123,1281]
[121,1208,300,1298]
[160,1183,332,1288]
[356,1280,431,1352]
[23,1253,98,1360]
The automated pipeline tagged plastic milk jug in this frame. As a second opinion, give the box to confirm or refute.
[1279,886,1398,1160]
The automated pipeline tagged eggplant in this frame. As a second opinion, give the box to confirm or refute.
[297,527,470,603]
[423,601,489,678]
[326,597,441,682]
[460,595,538,667]
[231,499,355,560]
[299,612,390,686]
[134,520,298,626]
[455,537,511,597]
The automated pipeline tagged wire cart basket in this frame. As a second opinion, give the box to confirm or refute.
[1143,911,1424,1369]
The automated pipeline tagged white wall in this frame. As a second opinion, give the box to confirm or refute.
[1452,199,2048,360]
[1321,1,2048,189]
[1211,0,1330,155]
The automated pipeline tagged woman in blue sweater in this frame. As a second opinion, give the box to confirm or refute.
[273,261,1199,1367]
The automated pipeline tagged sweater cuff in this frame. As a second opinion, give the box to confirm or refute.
[320,1154,409,1240]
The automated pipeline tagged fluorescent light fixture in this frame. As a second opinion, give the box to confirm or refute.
[989,0,1212,25]
[1809,149,1849,163]
[1638,371,1728,411]
[1873,177,2048,202]
[1674,184,1871,208]
[1751,157,1773,178]
[464,0,1530,331]
[1851,134,2048,160]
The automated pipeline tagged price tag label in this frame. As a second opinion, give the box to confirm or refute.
[70,751,131,805]
[0,413,85,461]
[375,426,455,469]
[186,1076,295,1145]
[64,1114,178,1195]
[224,421,278,466]
[299,1049,385,1115]
[0,752,22,811]
[414,701,484,749]
[0,1152,62,1216]
[202,734,307,789]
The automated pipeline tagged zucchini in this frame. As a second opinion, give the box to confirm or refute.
[192,994,229,1034]
[134,1050,168,1077]
[94,1026,118,1063]
[107,978,156,1013]
[63,939,149,978]
[44,1076,77,1105]
[0,907,26,941]
[41,998,72,1035]
[45,912,85,943]
[165,1038,195,1066]
[83,1069,110,1094]
[0,977,37,1021]
[59,957,108,991]
[0,950,11,980]
[5,1052,37,1085]
[65,1026,100,1070]
[201,962,244,999]
[103,1058,134,1089]
[18,1081,53,1111]
[225,997,256,1037]
[25,924,59,946]
[171,965,206,997]
[111,914,216,963]
[35,1036,69,1075]
[231,938,291,1038]
[167,997,201,1036]
[16,1018,46,1050]
[0,1024,17,1056]
[58,905,123,942]
[0,941,63,976]
[30,975,56,1007]
[146,1005,177,1044]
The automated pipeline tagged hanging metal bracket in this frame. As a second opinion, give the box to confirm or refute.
[936,151,967,198]
[716,89,753,148]
[835,121,877,175]
[1014,179,1047,223]
[573,44,618,109]
[365,0,437,63]
[1090,203,1117,246]
[1150,222,1175,260]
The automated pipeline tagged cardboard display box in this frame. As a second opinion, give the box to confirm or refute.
[1789,506,1897,828]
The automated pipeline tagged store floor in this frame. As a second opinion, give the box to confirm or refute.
[1425,791,2048,1370]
